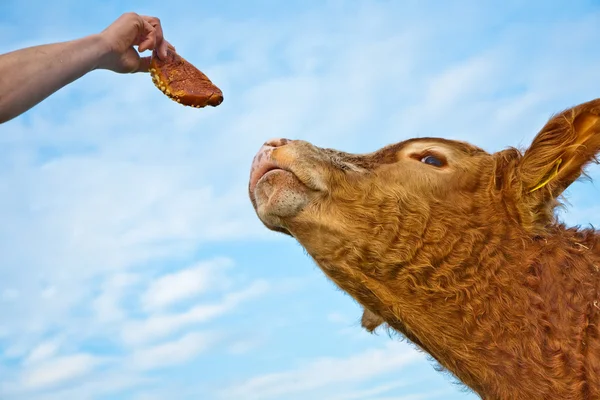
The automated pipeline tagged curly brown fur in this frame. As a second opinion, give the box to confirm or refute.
[248,99,600,399]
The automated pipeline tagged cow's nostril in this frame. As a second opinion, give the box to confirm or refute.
[264,138,291,147]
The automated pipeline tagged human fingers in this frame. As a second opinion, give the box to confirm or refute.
[166,41,176,52]
[135,56,152,73]
[157,36,169,59]
[133,42,172,74]
[142,15,167,59]
[136,19,157,53]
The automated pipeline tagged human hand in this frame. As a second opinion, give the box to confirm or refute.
[97,12,175,74]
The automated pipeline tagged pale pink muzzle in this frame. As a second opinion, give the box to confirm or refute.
[249,138,291,195]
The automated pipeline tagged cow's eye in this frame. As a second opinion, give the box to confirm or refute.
[420,155,445,167]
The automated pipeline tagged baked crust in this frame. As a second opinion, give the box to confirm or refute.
[149,49,223,108]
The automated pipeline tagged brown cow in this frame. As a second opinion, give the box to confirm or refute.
[248,99,600,399]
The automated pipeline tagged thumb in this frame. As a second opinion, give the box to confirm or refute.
[134,56,152,73]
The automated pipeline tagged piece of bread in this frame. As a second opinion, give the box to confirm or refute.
[149,49,223,108]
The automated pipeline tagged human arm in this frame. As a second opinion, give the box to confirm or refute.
[0,12,170,124]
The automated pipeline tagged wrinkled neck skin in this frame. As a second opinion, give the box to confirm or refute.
[290,181,600,399]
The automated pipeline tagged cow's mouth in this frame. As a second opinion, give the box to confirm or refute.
[249,165,292,196]
[248,142,314,229]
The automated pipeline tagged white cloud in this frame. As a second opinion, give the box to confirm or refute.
[423,53,500,112]
[92,272,140,323]
[129,332,215,371]
[22,339,61,366]
[140,257,233,312]
[14,372,153,400]
[121,280,269,346]
[19,353,103,391]
[362,392,456,400]
[221,342,422,400]
[324,382,454,400]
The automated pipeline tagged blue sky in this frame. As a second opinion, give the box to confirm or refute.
[1,1,600,399]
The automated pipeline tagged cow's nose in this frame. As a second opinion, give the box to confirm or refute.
[263,138,292,148]
[249,139,292,196]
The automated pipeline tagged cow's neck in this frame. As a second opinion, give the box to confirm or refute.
[297,211,568,399]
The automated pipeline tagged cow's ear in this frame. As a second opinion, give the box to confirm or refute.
[490,99,600,232]
[519,99,600,199]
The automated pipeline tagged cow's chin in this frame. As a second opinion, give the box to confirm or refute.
[252,169,312,231]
